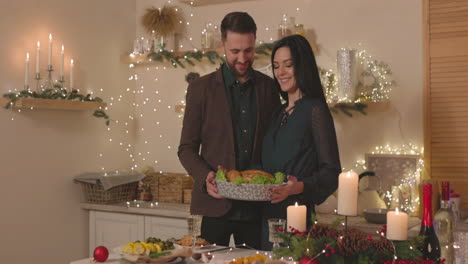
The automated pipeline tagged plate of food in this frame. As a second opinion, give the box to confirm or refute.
[214,169,286,201]
[118,237,183,264]
[174,235,211,248]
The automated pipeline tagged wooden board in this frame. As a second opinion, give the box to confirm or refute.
[0,98,106,111]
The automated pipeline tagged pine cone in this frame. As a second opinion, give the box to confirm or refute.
[308,224,338,239]
[370,237,394,255]
[336,228,368,256]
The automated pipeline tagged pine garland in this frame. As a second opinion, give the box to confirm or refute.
[2,85,110,125]
[146,42,371,117]
[273,222,440,264]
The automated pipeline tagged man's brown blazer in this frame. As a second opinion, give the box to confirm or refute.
[178,66,281,217]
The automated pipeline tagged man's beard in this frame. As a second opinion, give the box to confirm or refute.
[226,60,252,79]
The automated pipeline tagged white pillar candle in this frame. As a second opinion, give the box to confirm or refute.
[60,45,64,78]
[386,208,408,240]
[48,33,53,66]
[337,171,359,216]
[25,53,29,87]
[70,59,74,90]
[287,202,306,232]
[36,41,40,74]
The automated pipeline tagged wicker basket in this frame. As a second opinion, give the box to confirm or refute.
[183,189,192,204]
[159,173,193,203]
[79,181,138,204]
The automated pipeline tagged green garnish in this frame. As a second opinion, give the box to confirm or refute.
[215,169,227,182]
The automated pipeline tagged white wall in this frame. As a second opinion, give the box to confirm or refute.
[0,0,135,263]
[0,0,422,262]
[133,0,423,172]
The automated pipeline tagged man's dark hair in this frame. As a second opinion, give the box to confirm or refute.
[271,34,326,102]
[220,12,257,40]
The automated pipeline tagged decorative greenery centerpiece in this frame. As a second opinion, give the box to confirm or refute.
[273,219,441,264]
[2,85,110,125]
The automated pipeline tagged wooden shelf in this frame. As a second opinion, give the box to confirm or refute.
[177,0,255,6]
[328,102,391,112]
[0,98,107,111]
[174,102,391,114]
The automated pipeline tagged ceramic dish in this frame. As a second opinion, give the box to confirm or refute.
[363,208,389,224]
[215,180,286,201]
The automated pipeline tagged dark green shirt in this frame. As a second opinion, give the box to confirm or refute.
[222,64,257,171]
[262,97,341,206]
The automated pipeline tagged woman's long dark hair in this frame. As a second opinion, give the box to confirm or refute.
[271,34,326,103]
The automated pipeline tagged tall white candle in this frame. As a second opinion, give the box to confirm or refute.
[25,53,29,87]
[287,202,306,232]
[60,45,64,78]
[48,33,53,66]
[70,59,74,90]
[36,41,40,74]
[386,208,408,240]
[337,171,359,216]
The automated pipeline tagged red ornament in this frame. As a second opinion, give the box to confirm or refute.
[93,246,109,262]
[299,256,319,264]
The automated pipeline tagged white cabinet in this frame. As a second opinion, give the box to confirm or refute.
[145,215,188,240]
[89,211,188,257]
[89,211,145,256]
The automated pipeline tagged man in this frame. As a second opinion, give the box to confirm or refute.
[177,12,280,249]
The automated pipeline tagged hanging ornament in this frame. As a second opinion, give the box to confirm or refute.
[93,245,109,262]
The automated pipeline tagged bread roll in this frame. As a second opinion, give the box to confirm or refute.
[227,169,242,182]
[241,170,273,183]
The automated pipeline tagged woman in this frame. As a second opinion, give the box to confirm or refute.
[260,35,341,250]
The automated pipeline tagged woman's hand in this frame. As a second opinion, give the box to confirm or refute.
[270,175,304,204]
[206,171,224,199]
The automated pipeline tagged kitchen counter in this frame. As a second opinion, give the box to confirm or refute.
[81,201,420,236]
[81,201,191,218]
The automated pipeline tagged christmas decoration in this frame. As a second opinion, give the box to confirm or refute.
[273,219,441,264]
[355,50,396,102]
[2,85,110,125]
[142,5,183,36]
[93,245,109,262]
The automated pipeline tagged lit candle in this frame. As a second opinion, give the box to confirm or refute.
[25,53,29,87]
[70,59,74,90]
[48,33,53,66]
[386,208,408,240]
[337,171,359,216]
[60,45,64,79]
[36,41,40,74]
[287,202,306,232]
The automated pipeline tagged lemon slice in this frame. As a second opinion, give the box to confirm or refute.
[122,242,134,254]
[153,243,162,253]
[133,242,146,255]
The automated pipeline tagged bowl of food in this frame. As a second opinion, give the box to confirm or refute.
[214,169,286,201]
[363,208,389,224]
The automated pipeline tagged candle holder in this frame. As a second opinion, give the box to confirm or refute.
[59,75,66,92]
[35,72,41,92]
[43,64,55,91]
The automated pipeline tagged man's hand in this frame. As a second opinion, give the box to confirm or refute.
[269,175,304,204]
[206,171,224,199]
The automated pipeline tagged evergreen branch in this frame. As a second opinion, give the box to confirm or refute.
[2,86,110,125]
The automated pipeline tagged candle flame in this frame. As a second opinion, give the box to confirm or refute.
[37,41,40,48]
[346,171,351,177]
[294,202,298,207]
[395,207,399,214]
[49,33,52,41]
[70,59,74,65]
[61,45,64,52]
[26,53,29,60]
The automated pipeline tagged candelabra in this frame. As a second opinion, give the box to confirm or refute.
[43,64,55,90]
[35,72,41,92]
